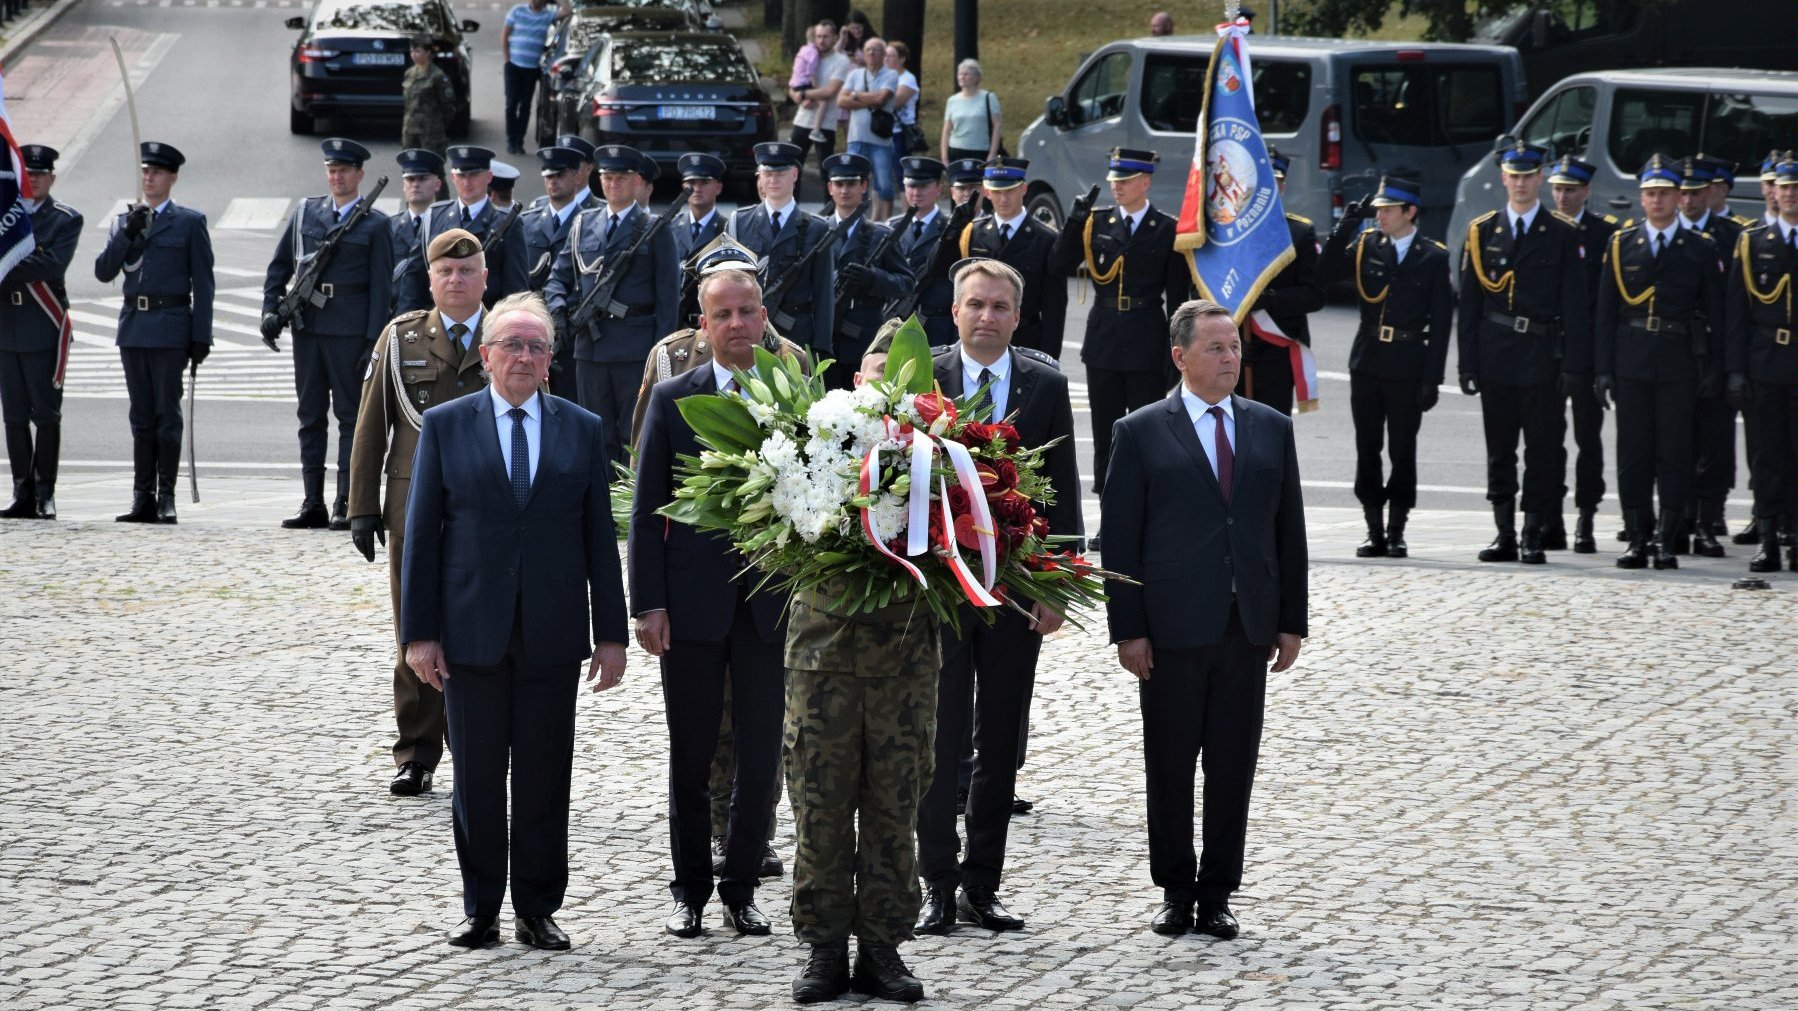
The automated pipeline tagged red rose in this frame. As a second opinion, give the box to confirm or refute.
[946,483,972,516]
[961,421,999,445]
[1031,515,1051,539]
[995,489,1034,523]
[994,459,1020,491]
[913,391,957,428]
[994,423,1022,447]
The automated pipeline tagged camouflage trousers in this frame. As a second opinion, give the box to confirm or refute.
[784,593,940,947]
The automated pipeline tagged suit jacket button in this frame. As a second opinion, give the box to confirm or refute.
[1226,518,1234,526]
[1224,556,1232,565]
[508,566,517,577]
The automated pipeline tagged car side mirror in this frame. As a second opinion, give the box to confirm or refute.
[1529,11,1549,48]
[461,19,479,32]
[1045,95,1067,128]
[285,16,304,29]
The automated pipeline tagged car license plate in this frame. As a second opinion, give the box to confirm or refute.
[658,105,712,121]
[351,52,406,67]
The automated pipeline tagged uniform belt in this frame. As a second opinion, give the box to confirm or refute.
[848,296,885,310]
[1622,314,1689,336]
[603,302,657,319]
[131,294,191,311]
[316,282,370,298]
[1099,295,1161,313]
[5,283,64,305]
[1755,324,1795,346]
[1484,309,1558,336]
[1373,325,1427,343]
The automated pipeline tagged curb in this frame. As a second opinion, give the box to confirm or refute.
[0,0,82,66]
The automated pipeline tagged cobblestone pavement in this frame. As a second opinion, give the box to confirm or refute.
[3,478,1794,1010]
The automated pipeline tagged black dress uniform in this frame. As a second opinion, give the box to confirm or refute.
[1678,157,1747,552]
[1593,156,1725,570]
[1050,148,1194,493]
[941,157,1068,360]
[542,145,680,471]
[893,156,958,347]
[0,145,81,520]
[393,146,529,314]
[730,143,835,355]
[822,153,911,390]
[522,145,595,400]
[1318,177,1453,558]
[1456,141,1587,564]
[1547,155,1620,554]
[1724,163,1798,572]
[1238,147,1323,416]
[261,139,395,530]
[93,141,215,525]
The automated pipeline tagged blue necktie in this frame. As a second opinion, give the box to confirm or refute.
[605,214,619,243]
[508,407,530,507]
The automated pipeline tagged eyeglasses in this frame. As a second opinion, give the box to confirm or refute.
[490,339,551,358]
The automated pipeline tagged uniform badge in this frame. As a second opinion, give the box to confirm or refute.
[696,341,708,352]
[403,359,427,367]
[405,333,418,343]
[673,348,689,361]
[364,355,376,381]
[418,390,430,404]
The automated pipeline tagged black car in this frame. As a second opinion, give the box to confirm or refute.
[287,0,479,136]
[533,6,690,147]
[563,31,774,192]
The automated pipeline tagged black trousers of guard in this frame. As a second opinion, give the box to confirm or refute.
[661,595,784,908]
[1749,381,1798,520]
[1349,373,1422,512]
[120,347,186,442]
[0,348,60,497]
[916,607,1042,893]
[1238,341,1296,417]
[1479,380,1560,511]
[293,332,365,500]
[1559,383,1607,510]
[1692,391,1737,508]
[575,360,639,473]
[1615,377,1697,518]
[1089,365,1167,492]
[1139,604,1266,905]
[443,612,580,919]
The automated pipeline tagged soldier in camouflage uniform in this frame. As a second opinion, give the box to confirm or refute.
[786,323,937,1006]
[400,35,456,154]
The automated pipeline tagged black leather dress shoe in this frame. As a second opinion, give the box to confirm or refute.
[1195,902,1239,939]
[390,762,433,796]
[851,942,924,1003]
[665,900,703,938]
[723,900,771,935]
[328,498,351,531]
[1011,795,1034,815]
[759,843,784,879]
[1150,900,1192,935]
[446,915,500,948]
[914,885,954,935]
[515,914,570,950]
[793,941,851,1004]
[956,886,1024,931]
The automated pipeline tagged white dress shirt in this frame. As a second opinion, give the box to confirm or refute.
[457,196,490,222]
[961,349,1012,421]
[994,210,1027,240]
[441,307,484,353]
[1782,220,1798,247]
[911,207,939,233]
[1180,387,1235,481]
[709,359,758,392]
[762,198,798,232]
[1390,228,1417,263]
[490,387,542,484]
[1507,202,1540,237]
[1678,211,1711,233]
[552,198,582,230]
[1120,203,1149,235]
[1644,222,1678,252]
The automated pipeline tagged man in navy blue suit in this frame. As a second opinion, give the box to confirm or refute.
[1101,298,1308,941]
[400,291,628,952]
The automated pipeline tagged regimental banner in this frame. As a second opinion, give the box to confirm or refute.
[1174,17,1293,325]
[0,66,37,285]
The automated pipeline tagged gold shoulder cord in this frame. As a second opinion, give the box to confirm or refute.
[959,222,974,259]
[1354,232,1392,332]
[1738,230,1792,320]
[1609,230,1656,318]
[1076,212,1125,307]
[1466,217,1516,310]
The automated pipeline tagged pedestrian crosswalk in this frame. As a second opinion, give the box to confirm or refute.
[63,276,299,401]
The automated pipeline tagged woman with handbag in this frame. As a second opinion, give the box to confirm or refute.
[839,36,899,219]
[941,59,1002,164]
[886,41,924,190]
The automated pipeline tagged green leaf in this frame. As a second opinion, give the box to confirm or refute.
[675,394,763,454]
[883,314,935,394]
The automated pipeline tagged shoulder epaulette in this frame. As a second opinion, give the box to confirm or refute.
[1286,212,1312,226]
[1550,210,1579,227]
[1732,214,1755,226]
[428,198,453,209]
[1601,213,1619,224]
[1014,346,1060,369]
[1425,237,1448,251]
[390,308,431,324]
[930,342,957,357]
[1471,210,1498,226]
[1618,218,1638,232]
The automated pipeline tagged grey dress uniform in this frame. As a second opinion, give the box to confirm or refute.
[891,207,954,346]
[521,197,588,398]
[394,197,528,313]
[262,192,395,513]
[0,189,82,518]
[673,206,727,265]
[730,202,836,354]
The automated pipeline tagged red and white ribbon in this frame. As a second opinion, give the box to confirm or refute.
[1248,309,1319,413]
[855,415,1004,607]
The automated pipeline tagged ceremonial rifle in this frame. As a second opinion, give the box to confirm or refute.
[566,186,688,338]
[834,206,914,342]
[266,175,390,350]
[765,204,863,333]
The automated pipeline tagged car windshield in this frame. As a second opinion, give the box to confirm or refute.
[313,0,446,33]
[611,39,750,84]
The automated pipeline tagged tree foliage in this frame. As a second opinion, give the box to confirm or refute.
[1277,0,1672,44]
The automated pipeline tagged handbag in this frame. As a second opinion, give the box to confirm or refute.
[857,67,897,137]
[984,91,1008,157]
[901,121,928,154]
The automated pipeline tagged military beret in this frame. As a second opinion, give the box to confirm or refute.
[427,227,483,262]
[321,138,371,166]
[140,141,185,170]
[20,145,58,172]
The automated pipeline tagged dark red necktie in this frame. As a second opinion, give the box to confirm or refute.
[1208,405,1233,503]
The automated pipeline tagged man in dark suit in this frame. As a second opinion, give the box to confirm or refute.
[824,153,912,389]
[1101,298,1307,940]
[914,259,1082,937]
[0,144,81,520]
[1677,156,1744,555]
[631,265,788,940]
[937,157,1068,361]
[394,145,529,314]
[94,141,215,525]
[520,145,592,399]
[400,291,629,951]
[1239,147,1324,417]
[261,138,394,531]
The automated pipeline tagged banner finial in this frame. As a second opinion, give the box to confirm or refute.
[1224,0,1240,21]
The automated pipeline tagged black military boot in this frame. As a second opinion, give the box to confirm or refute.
[1616,510,1650,570]
[329,470,351,530]
[155,438,180,524]
[116,437,158,522]
[1478,501,1518,562]
[1651,512,1680,570]
[1731,516,1761,545]
[850,941,925,1003]
[32,424,58,519]
[1355,504,1387,558]
[1519,513,1547,564]
[282,471,330,529]
[1385,509,1409,559]
[1572,506,1597,554]
[792,940,850,1005]
[1540,511,1568,551]
[1747,517,1781,574]
[1666,505,1693,556]
[1691,502,1725,557]
[1,423,36,518]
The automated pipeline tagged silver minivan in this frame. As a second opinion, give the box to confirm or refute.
[1447,68,1798,268]
[1017,35,1527,242]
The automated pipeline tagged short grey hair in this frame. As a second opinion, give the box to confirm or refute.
[697,268,763,306]
[952,258,1024,308]
[483,291,555,343]
[1168,298,1234,349]
[957,58,983,81]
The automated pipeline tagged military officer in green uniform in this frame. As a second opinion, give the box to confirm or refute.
[346,228,490,797]
[401,35,456,154]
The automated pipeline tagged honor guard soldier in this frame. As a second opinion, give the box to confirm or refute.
[1676,156,1745,553]
[1457,140,1587,565]
[261,138,395,531]
[1724,158,1798,573]
[823,152,912,388]
[390,148,445,305]
[1757,152,1787,231]
[543,144,679,470]
[553,133,601,203]
[393,145,528,314]
[94,141,215,525]
[486,159,520,210]
[1319,176,1453,559]
[1239,146,1324,415]
[1548,154,1621,553]
[946,157,986,210]
[521,145,591,398]
[673,153,729,264]
[936,156,1068,360]
[728,141,836,355]
[1,144,81,520]
[1051,147,1193,496]
[1593,155,1726,570]
[892,156,960,347]
[346,228,490,797]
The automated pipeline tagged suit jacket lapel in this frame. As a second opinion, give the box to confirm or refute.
[1230,394,1255,501]
[1164,392,1223,503]
[470,391,510,494]
[525,396,559,509]
[935,350,964,399]
[424,309,461,368]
